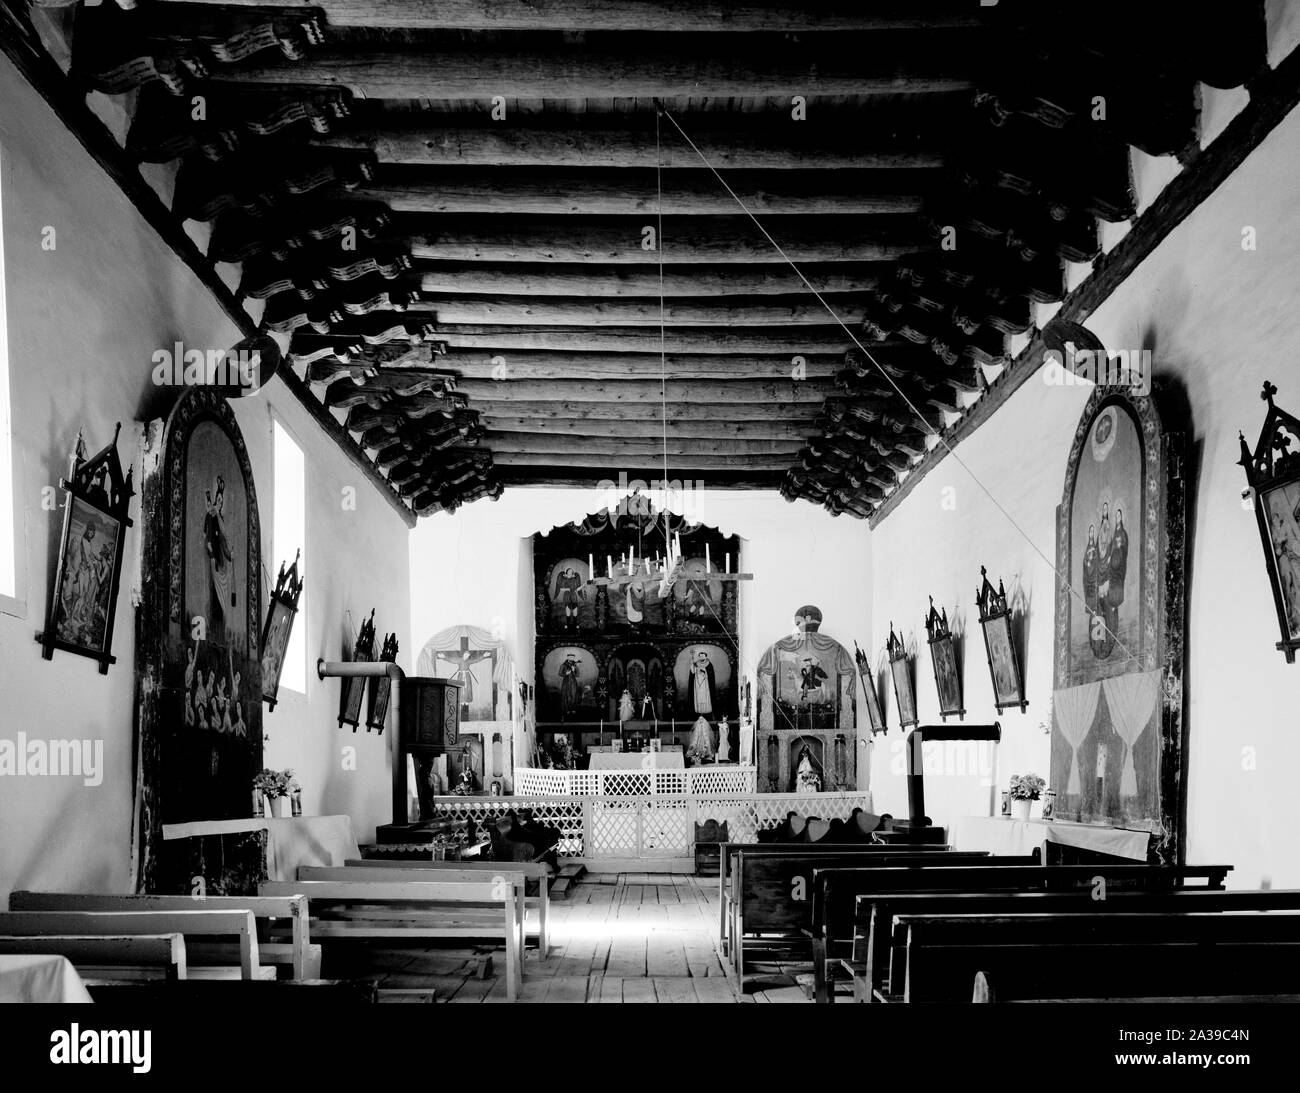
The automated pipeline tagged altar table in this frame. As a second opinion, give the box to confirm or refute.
[161,814,361,881]
[951,815,1150,861]
[589,750,685,771]
[0,954,93,1003]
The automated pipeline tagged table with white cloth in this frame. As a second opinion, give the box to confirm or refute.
[161,815,362,881]
[588,750,685,771]
[0,954,94,1003]
[951,814,1151,861]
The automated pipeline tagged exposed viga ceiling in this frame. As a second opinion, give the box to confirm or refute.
[8,0,1266,517]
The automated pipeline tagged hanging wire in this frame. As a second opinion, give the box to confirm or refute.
[656,103,1141,671]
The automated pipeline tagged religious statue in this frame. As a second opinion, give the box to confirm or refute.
[618,689,634,722]
[717,716,731,762]
[687,716,715,764]
[689,647,717,716]
[794,744,821,794]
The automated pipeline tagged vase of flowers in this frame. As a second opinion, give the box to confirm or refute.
[1008,773,1046,821]
[253,768,299,819]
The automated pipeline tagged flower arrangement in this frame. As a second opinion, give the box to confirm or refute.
[253,768,298,799]
[1009,773,1046,801]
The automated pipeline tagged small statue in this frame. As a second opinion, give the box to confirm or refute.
[717,716,731,762]
[794,744,821,795]
[687,716,716,764]
[618,689,634,722]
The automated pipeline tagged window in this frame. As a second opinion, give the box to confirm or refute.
[0,143,16,607]
[272,417,306,692]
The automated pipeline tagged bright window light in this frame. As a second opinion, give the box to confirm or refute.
[0,145,15,601]
[273,417,306,692]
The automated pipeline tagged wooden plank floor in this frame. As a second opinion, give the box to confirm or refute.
[321,873,810,1003]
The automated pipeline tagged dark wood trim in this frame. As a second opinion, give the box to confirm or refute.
[870,43,1300,528]
[0,12,418,529]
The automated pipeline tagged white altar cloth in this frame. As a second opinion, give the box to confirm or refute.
[951,815,1150,861]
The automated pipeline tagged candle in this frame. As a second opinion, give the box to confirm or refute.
[588,553,594,577]
[629,544,635,571]
[607,555,613,578]
[705,544,712,572]
[644,557,651,574]
[725,552,731,574]
[674,533,682,560]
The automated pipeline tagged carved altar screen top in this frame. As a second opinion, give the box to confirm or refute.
[136,388,264,890]
[1050,388,1187,863]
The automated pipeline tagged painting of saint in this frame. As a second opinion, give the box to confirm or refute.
[1068,403,1143,681]
[798,654,829,703]
[541,647,597,722]
[672,644,731,718]
[1262,481,1300,638]
[983,616,1022,708]
[673,558,722,622]
[53,499,119,652]
[689,648,717,716]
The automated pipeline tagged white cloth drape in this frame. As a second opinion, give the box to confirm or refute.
[1102,670,1161,797]
[1054,682,1101,795]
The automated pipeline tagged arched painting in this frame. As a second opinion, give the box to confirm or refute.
[672,643,732,720]
[1051,387,1187,862]
[539,645,599,722]
[545,557,594,630]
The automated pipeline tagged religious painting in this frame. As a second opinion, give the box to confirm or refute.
[366,632,399,732]
[338,609,375,730]
[977,567,1026,714]
[673,557,723,627]
[39,425,133,673]
[135,388,264,892]
[672,643,732,721]
[607,643,667,720]
[887,623,917,730]
[539,645,598,722]
[853,641,887,736]
[416,624,514,722]
[547,557,593,630]
[1052,383,1187,861]
[1239,382,1300,662]
[259,550,302,712]
[925,597,965,721]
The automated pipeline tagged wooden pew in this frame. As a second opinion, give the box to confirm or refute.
[894,911,1300,1003]
[973,970,1300,1004]
[341,858,552,956]
[9,891,318,980]
[855,886,1300,1003]
[0,910,264,980]
[84,978,381,1003]
[260,876,525,1001]
[727,849,991,979]
[806,854,1039,1002]
[716,842,954,951]
[0,934,188,982]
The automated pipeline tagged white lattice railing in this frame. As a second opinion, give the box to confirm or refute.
[427,790,872,861]
[514,765,758,797]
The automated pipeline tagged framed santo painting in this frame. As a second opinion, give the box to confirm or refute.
[1050,382,1187,863]
[37,424,134,673]
[135,387,264,892]
[259,549,302,711]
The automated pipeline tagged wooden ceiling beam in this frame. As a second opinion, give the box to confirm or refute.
[457,377,830,403]
[478,416,814,441]
[416,262,881,298]
[497,468,785,490]
[418,295,864,327]
[358,169,927,216]
[489,451,799,470]
[405,216,919,264]
[422,325,855,355]
[483,432,803,457]
[212,47,977,100]
[453,400,820,421]
[431,349,845,380]
[320,128,943,170]
[155,1,984,34]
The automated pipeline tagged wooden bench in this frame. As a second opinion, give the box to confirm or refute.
[0,909,265,980]
[894,911,1300,1003]
[854,885,1300,1003]
[0,934,188,982]
[726,849,990,978]
[716,842,954,951]
[973,970,1300,1004]
[807,854,1041,1002]
[9,891,318,980]
[261,876,525,1001]
[341,858,551,956]
[835,863,1231,1002]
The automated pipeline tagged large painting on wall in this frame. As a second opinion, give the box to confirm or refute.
[135,387,264,892]
[1050,384,1187,862]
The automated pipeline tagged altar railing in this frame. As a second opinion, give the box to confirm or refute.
[427,790,873,862]
[514,765,757,797]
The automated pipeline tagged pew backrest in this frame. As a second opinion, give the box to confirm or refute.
[9,891,309,978]
[0,909,258,979]
[0,934,187,981]
[343,858,550,879]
